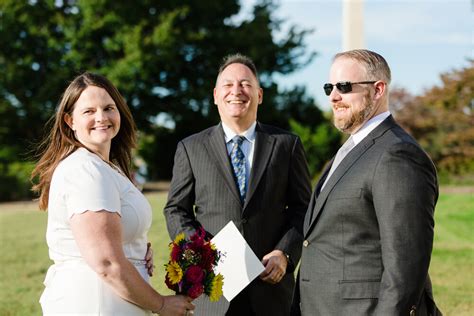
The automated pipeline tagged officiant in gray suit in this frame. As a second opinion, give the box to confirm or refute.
[164,53,311,316]
[293,49,441,316]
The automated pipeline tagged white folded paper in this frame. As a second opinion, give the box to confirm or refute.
[211,221,265,301]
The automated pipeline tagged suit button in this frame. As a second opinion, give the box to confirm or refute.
[303,240,309,247]
[241,218,247,224]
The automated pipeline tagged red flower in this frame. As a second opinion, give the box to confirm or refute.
[188,284,204,299]
[186,265,205,284]
[165,275,178,292]
[199,245,215,270]
[188,233,205,252]
[170,244,182,262]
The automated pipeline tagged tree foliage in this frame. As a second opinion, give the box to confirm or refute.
[0,0,337,200]
[391,60,474,178]
[290,119,339,179]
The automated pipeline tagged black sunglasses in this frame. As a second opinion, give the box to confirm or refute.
[323,81,376,96]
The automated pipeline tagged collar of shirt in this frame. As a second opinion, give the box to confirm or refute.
[222,121,256,171]
[222,121,257,144]
[351,111,391,145]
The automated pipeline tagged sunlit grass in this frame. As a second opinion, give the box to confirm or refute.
[430,191,474,315]
[0,188,472,315]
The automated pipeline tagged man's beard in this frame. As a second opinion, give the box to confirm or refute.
[333,93,374,133]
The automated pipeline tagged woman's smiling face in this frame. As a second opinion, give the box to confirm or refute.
[65,86,121,158]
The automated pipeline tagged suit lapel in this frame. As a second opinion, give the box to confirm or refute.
[315,160,333,197]
[303,160,332,232]
[305,116,397,237]
[203,124,242,204]
[243,123,275,210]
[303,186,318,234]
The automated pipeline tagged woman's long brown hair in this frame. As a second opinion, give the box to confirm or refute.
[31,72,137,210]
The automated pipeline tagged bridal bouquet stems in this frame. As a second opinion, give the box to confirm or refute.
[165,227,224,301]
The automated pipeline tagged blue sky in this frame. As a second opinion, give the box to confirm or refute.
[241,0,473,110]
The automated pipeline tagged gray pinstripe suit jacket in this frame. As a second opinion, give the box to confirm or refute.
[294,116,441,316]
[164,122,311,316]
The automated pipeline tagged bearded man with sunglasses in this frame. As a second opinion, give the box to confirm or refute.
[292,49,442,316]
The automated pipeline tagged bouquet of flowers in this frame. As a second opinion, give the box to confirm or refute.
[164,227,224,301]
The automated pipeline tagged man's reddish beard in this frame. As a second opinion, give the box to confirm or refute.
[333,92,374,133]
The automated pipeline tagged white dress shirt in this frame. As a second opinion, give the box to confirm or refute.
[351,111,391,145]
[222,121,256,189]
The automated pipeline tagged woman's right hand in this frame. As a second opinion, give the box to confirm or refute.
[157,295,195,316]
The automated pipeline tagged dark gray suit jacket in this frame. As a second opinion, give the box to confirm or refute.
[165,122,311,315]
[294,116,441,316]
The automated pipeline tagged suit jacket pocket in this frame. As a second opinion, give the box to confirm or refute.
[339,279,380,299]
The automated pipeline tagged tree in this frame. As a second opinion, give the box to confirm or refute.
[279,86,340,178]
[391,60,474,179]
[0,0,335,199]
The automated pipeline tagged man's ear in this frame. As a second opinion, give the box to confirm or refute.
[258,87,263,105]
[373,81,386,100]
[213,88,218,105]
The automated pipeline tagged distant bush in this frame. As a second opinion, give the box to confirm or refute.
[0,161,35,201]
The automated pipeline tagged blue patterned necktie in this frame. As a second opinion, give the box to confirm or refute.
[230,136,246,202]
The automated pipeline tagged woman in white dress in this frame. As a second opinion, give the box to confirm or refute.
[32,72,195,315]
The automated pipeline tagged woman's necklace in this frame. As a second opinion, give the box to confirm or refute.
[92,150,125,177]
[88,149,141,189]
[79,147,127,178]
[104,159,125,176]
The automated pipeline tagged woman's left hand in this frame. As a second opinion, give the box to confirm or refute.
[145,242,155,277]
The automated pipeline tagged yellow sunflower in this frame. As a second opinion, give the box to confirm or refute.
[166,261,183,284]
[174,233,185,244]
[209,274,224,302]
[169,232,186,253]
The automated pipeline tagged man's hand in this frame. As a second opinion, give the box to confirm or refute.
[259,250,288,284]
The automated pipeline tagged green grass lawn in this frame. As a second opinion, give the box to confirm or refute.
[0,189,472,315]
[430,191,474,315]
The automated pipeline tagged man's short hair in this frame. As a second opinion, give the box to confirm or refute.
[334,49,391,85]
[217,53,259,83]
